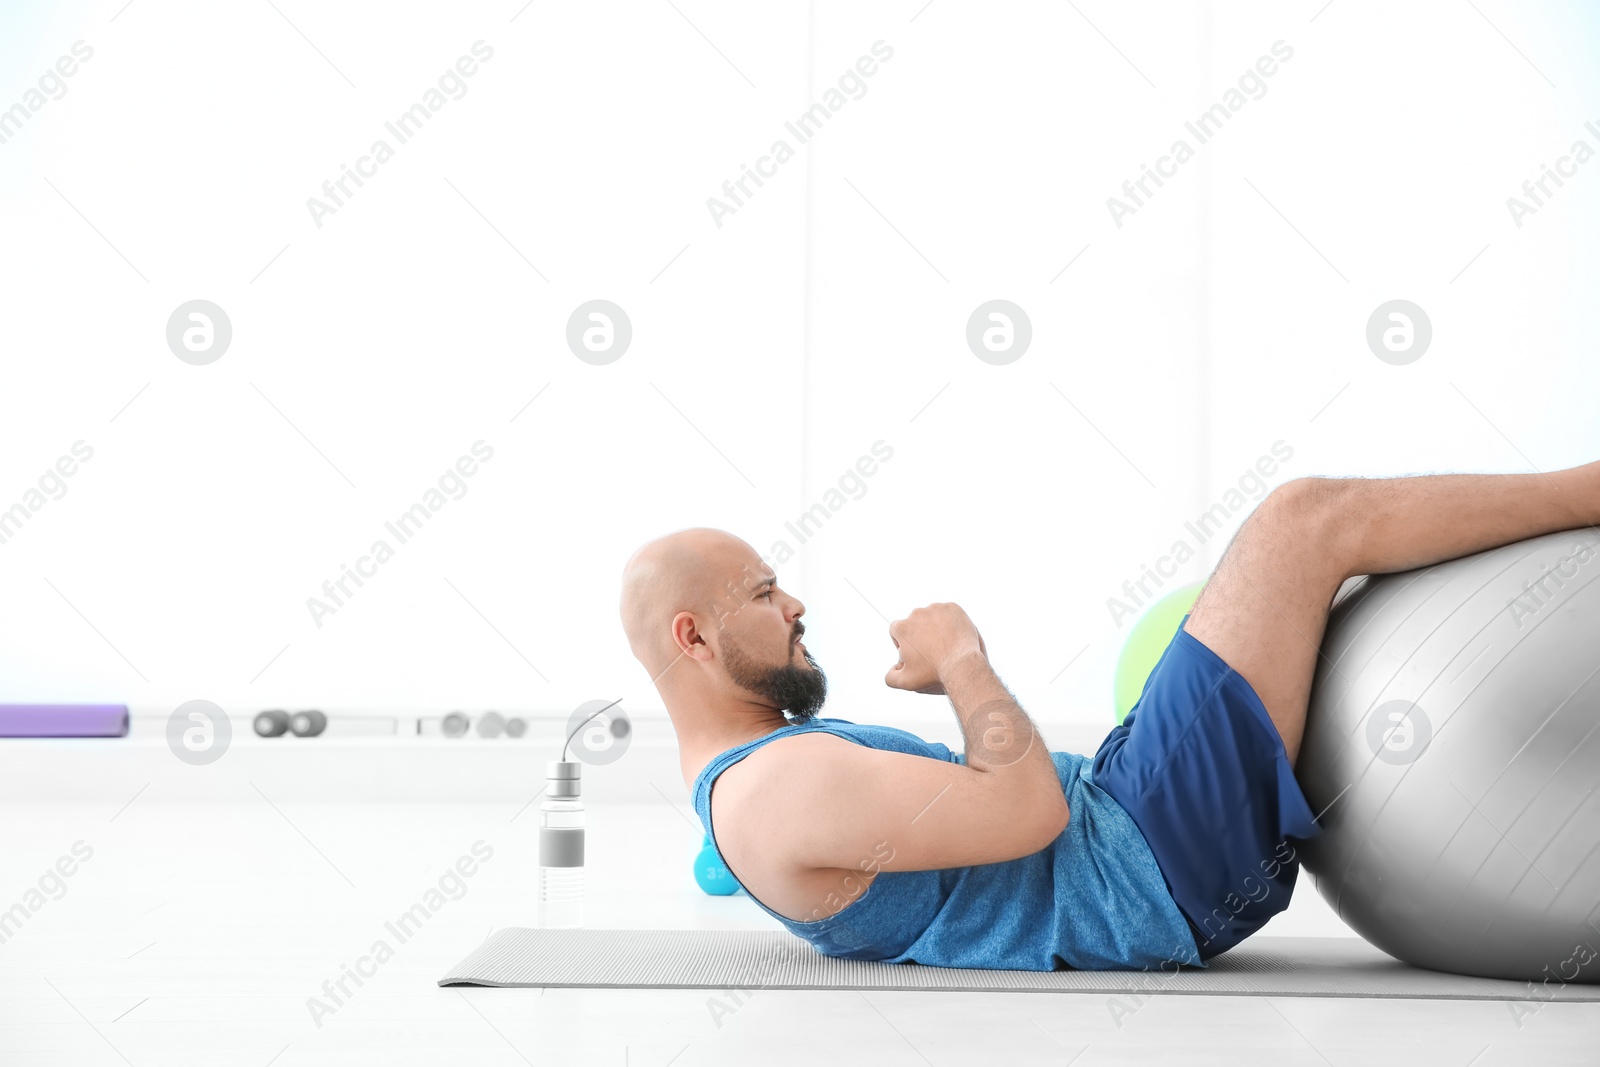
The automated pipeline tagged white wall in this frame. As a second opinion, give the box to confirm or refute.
[2,0,1598,766]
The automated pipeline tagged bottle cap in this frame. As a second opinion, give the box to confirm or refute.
[547,759,582,798]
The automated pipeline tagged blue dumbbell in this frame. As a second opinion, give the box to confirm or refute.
[693,833,740,895]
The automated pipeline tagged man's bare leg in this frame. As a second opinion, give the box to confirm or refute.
[1183,462,1600,768]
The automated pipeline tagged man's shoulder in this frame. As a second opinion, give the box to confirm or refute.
[716,729,858,802]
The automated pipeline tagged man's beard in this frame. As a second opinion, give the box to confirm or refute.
[721,631,828,722]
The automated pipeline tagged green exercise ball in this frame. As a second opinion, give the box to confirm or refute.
[1113,582,1204,725]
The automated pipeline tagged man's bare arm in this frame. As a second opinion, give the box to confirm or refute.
[763,606,1070,877]
[939,649,1070,825]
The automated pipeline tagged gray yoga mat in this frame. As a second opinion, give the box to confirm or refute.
[439,929,1600,1000]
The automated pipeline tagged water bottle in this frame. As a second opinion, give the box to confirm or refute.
[538,760,585,927]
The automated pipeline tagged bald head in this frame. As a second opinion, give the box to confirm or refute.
[619,527,758,678]
[621,527,828,728]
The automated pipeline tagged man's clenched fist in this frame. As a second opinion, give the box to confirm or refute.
[884,602,987,695]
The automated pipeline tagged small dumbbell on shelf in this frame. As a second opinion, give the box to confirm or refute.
[253,710,290,737]
[289,710,327,737]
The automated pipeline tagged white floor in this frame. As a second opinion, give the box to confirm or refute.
[2,800,1595,1066]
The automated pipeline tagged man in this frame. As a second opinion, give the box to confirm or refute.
[618,465,1600,969]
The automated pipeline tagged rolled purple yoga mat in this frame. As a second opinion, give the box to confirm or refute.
[0,704,129,737]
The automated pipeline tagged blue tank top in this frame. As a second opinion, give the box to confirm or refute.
[690,716,1206,971]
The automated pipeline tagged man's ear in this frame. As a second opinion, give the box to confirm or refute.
[672,611,712,662]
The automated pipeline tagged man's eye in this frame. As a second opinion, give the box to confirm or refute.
[761,590,774,599]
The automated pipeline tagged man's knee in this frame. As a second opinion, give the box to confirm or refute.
[1254,477,1357,547]
[1265,477,1352,518]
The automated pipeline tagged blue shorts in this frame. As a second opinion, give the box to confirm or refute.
[1091,617,1324,960]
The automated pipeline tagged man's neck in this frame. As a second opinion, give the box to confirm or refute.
[675,709,798,789]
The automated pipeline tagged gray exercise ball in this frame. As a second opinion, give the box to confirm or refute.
[1298,527,1600,984]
